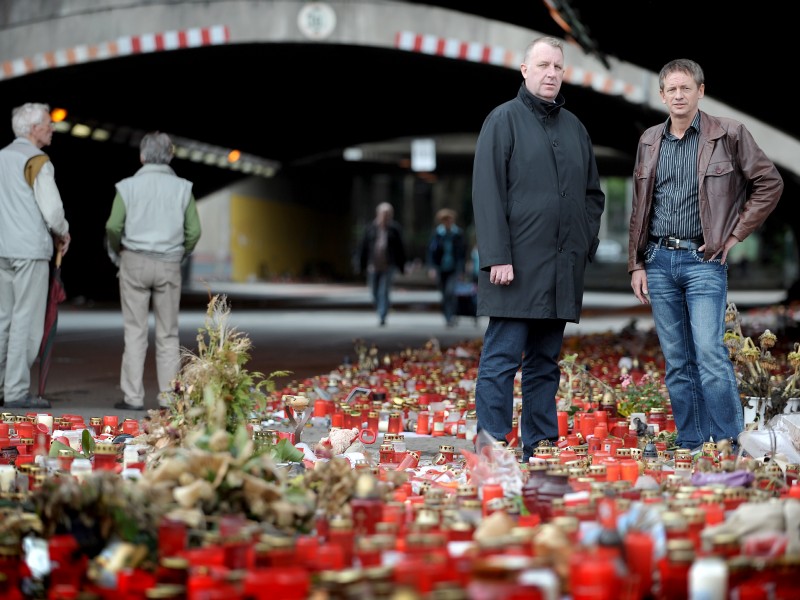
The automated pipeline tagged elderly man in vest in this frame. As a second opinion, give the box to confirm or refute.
[0,102,71,409]
[105,131,201,411]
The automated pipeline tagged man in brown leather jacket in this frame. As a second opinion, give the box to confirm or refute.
[627,58,783,452]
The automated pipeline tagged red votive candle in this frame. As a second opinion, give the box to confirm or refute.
[416,410,430,435]
[388,411,402,434]
[624,530,654,600]
[481,483,504,516]
[158,517,188,557]
[15,422,33,438]
[619,458,639,484]
[121,419,139,436]
[593,423,608,440]
[601,456,621,482]
[580,413,596,440]
[102,415,119,432]
[326,518,355,568]
[557,411,569,438]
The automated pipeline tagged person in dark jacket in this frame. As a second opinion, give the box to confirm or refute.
[358,202,406,326]
[471,36,605,463]
[628,59,783,451]
[427,208,467,327]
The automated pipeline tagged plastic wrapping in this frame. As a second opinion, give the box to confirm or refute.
[739,413,800,464]
[463,430,525,497]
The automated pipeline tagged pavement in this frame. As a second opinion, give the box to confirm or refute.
[8,281,789,458]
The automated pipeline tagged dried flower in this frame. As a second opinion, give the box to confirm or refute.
[726,302,800,424]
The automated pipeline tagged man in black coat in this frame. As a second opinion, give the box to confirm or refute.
[471,36,605,462]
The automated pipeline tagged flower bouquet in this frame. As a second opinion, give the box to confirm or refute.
[724,301,800,426]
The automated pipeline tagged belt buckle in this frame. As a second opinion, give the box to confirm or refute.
[665,236,681,250]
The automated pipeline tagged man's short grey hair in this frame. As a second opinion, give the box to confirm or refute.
[376,202,394,217]
[140,131,174,164]
[11,102,51,137]
[524,36,564,64]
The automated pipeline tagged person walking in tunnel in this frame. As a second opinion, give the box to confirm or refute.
[628,58,783,451]
[105,131,201,411]
[427,208,467,327]
[0,102,71,409]
[471,36,605,463]
[358,202,406,326]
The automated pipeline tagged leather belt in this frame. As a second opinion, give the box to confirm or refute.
[649,235,703,251]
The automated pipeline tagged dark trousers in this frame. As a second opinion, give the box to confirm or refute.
[475,317,566,459]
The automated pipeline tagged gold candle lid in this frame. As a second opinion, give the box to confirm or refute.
[94,442,117,455]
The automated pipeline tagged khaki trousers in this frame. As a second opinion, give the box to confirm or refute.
[118,251,181,407]
[0,257,48,402]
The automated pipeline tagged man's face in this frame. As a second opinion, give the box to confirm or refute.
[660,71,704,119]
[521,43,564,102]
[30,115,54,148]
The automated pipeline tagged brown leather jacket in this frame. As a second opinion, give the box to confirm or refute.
[628,110,783,273]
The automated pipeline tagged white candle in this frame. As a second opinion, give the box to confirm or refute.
[36,414,53,433]
[0,464,16,493]
[689,555,728,600]
[70,458,93,484]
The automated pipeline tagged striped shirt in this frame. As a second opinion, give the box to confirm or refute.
[649,112,703,240]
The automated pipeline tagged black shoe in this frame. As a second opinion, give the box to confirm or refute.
[5,393,50,409]
[114,400,145,411]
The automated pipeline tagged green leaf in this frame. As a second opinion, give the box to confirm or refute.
[48,439,77,458]
[275,438,305,463]
[232,424,250,454]
[82,429,96,457]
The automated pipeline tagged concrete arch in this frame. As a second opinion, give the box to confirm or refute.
[2,1,797,300]
[2,0,797,176]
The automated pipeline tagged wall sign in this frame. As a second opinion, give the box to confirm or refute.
[297,2,337,40]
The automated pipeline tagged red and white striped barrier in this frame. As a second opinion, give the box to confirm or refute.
[1,24,229,81]
[395,30,645,104]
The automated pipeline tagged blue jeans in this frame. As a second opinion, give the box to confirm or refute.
[475,317,566,459]
[645,243,743,448]
[437,269,458,323]
[368,267,395,323]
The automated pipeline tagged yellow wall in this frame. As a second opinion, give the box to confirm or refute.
[230,193,349,282]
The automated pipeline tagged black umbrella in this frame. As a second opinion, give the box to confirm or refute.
[38,245,66,397]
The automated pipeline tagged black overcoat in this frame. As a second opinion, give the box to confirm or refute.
[472,84,605,323]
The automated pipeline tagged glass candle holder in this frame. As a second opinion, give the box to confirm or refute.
[0,464,16,493]
[481,483,504,516]
[387,412,402,434]
[89,417,103,436]
[158,517,188,558]
[430,411,446,437]
[121,419,139,436]
[327,517,355,568]
[415,410,430,435]
[93,442,118,471]
[35,414,53,433]
[102,414,119,434]
[464,411,478,442]
[379,443,394,465]
[557,410,569,437]
[70,458,93,483]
